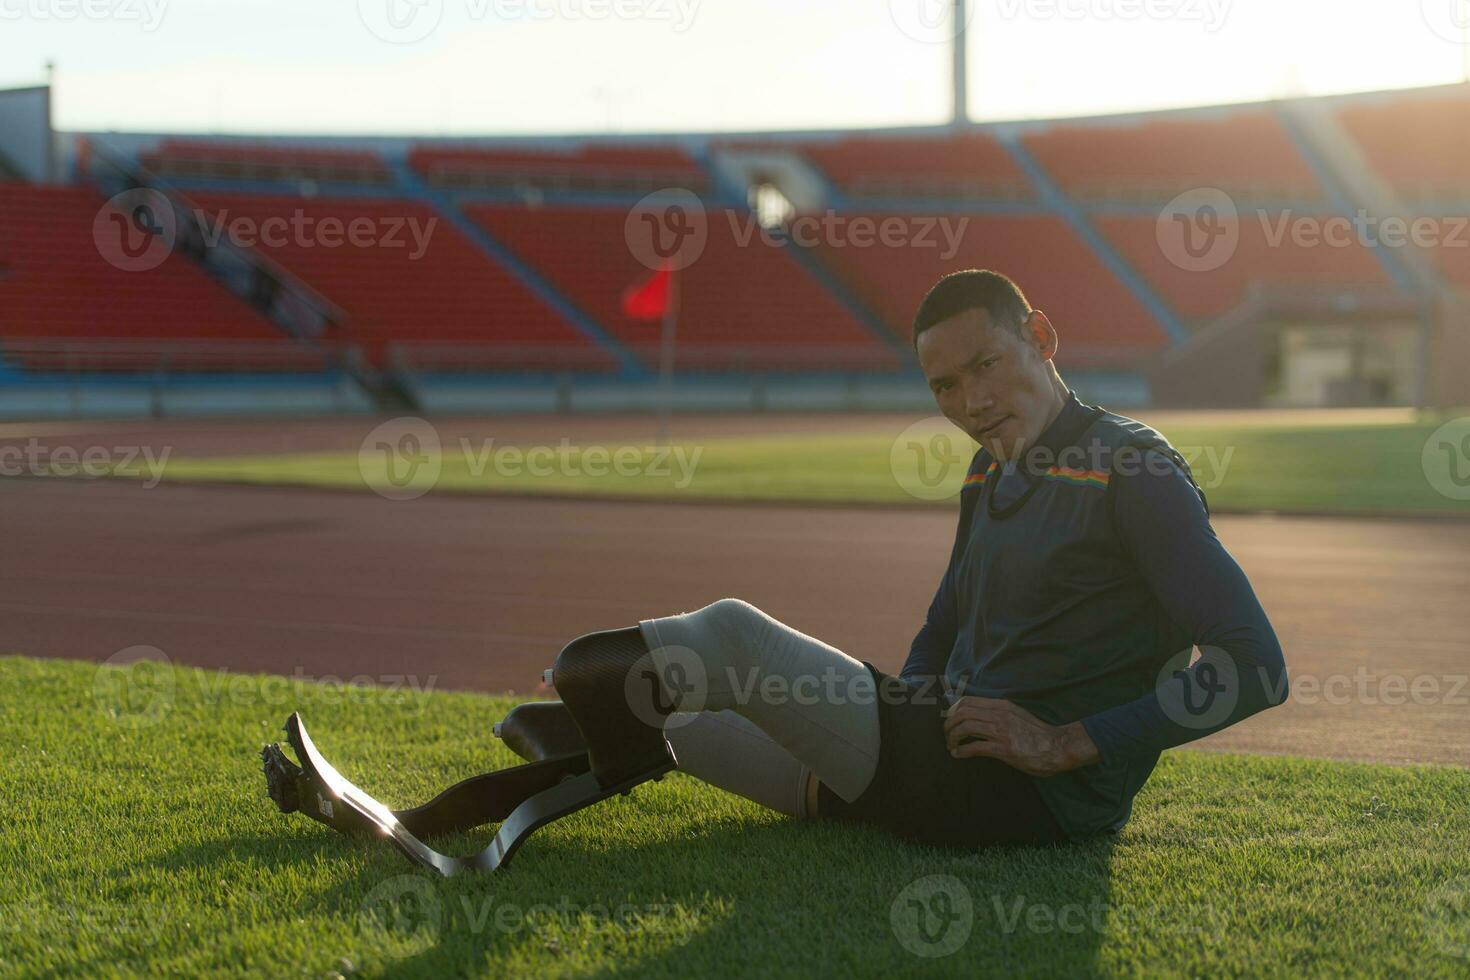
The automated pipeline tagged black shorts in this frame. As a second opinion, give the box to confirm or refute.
[816,664,1066,850]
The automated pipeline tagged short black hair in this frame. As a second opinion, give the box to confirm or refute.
[911,269,1032,351]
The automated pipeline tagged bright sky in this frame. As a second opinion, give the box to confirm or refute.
[1,0,1465,135]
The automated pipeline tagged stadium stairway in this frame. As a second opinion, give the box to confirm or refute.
[997,130,1189,346]
[1278,100,1443,297]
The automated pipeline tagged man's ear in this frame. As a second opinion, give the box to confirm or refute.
[1025,310,1059,362]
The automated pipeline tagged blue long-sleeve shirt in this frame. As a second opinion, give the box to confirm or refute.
[901,391,1289,838]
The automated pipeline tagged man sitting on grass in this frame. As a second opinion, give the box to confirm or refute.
[514,268,1290,849]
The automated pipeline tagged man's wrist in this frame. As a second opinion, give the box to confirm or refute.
[1057,721,1102,771]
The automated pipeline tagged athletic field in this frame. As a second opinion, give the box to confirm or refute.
[3,410,1468,976]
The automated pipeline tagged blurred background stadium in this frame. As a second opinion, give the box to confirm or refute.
[3,1,1470,416]
[3,2,1470,972]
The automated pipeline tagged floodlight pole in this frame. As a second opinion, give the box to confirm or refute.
[953,0,969,128]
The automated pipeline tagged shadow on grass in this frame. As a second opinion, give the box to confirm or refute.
[173,801,1119,977]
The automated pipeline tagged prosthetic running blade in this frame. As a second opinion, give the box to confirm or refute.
[260,712,674,876]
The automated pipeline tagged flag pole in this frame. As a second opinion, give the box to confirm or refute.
[656,269,677,448]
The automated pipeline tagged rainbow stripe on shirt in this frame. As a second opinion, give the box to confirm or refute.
[962,462,1111,491]
[962,462,997,490]
[1042,465,1110,490]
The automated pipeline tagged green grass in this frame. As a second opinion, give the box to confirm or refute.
[6,654,1470,978]
[106,417,1470,516]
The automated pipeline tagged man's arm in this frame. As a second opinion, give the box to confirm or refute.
[901,561,957,684]
[1078,448,1290,762]
[945,448,1288,774]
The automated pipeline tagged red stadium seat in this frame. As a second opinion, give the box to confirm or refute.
[1338,90,1470,201]
[1023,110,1324,202]
[805,212,1168,366]
[185,193,607,366]
[0,184,282,344]
[410,144,708,193]
[468,203,899,371]
[779,132,1030,200]
[1097,213,1390,322]
[140,140,391,185]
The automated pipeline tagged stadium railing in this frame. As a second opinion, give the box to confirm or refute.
[0,338,376,418]
[84,142,351,343]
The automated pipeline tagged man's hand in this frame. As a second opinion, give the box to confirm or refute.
[942,697,1101,777]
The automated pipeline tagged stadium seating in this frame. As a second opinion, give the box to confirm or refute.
[789,131,1030,200]
[140,140,391,186]
[410,144,708,193]
[1096,213,1391,322]
[0,184,283,344]
[467,203,899,371]
[1338,90,1470,202]
[805,212,1168,364]
[1023,110,1323,202]
[186,193,608,365]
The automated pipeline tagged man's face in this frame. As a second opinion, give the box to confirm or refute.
[916,307,1062,461]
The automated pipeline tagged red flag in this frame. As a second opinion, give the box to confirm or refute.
[621,264,674,321]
